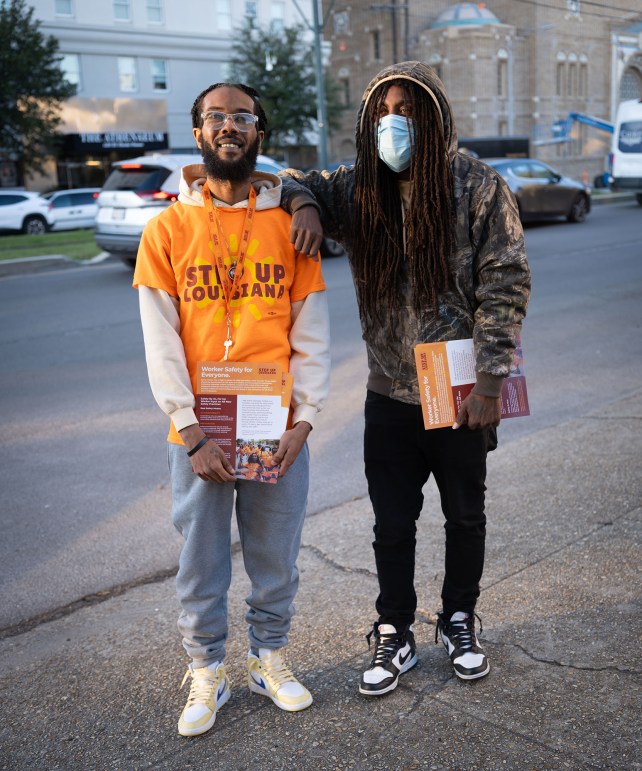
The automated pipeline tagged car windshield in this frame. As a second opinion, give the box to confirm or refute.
[103,166,171,192]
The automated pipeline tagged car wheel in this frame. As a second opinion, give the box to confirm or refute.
[320,238,345,258]
[22,215,48,235]
[636,193,642,206]
[120,256,137,269]
[567,195,588,223]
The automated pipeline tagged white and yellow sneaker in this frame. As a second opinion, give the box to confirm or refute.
[178,662,231,737]
[247,648,313,712]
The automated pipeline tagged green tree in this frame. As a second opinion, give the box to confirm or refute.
[228,19,344,156]
[0,0,75,181]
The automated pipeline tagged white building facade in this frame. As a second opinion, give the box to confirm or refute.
[27,0,310,189]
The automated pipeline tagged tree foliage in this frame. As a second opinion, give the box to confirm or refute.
[0,0,76,178]
[228,19,344,155]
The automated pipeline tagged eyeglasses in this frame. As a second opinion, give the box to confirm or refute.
[200,111,259,131]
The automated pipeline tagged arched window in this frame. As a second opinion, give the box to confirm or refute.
[620,64,642,101]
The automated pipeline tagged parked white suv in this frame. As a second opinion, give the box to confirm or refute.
[44,188,101,231]
[0,190,49,234]
[95,153,285,267]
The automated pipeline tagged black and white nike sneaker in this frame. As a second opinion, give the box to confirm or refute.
[359,622,417,696]
[435,611,490,681]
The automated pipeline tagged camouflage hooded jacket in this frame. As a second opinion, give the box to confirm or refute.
[281,61,531,405]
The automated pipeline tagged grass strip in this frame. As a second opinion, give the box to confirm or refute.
[0,229,102,262]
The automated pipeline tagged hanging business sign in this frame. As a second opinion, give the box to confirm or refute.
[63,131,168,154]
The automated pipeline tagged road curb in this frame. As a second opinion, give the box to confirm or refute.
[0,251,113,278]
[591,191,637,205]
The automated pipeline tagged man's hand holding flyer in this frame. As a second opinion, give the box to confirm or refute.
[195,361,293,483]
[414,339,529,430]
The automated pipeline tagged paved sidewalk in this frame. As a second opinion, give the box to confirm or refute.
[1,384,640,770]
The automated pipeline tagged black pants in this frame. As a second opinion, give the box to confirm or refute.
[364,390,492,627]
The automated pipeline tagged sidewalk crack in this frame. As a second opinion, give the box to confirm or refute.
[299,543,377,578]
[481,508,636,594]
[493,640,640,675]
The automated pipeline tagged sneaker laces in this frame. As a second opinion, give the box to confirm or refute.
[435,612,483,651]
[180,667,220,707]
[259,650,298,689]
[366,625,406,668]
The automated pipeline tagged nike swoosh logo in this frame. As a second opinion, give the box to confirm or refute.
[398,649,411,666]
[251,672,267,689]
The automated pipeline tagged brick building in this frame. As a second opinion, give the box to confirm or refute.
[325,0,642,181]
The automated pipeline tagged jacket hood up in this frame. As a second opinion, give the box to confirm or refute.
[357,61,458,155]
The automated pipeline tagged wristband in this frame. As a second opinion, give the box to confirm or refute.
[186,436,209,457]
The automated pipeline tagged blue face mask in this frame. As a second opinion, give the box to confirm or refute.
[377,114,414,172]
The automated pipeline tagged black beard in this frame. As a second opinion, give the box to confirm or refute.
[201,135,261,182]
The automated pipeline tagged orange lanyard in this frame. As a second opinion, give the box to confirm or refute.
[202,184,256,360]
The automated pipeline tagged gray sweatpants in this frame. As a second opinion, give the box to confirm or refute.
[168,442,310,668]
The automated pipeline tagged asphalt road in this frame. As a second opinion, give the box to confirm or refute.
[0,199,640,630]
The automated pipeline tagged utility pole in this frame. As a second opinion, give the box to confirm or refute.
[311,0,329,169]
[293,0,330,169]
[507,35,514,135]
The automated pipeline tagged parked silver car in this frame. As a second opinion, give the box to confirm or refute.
[484,158,591,223]
[0,190,49,234]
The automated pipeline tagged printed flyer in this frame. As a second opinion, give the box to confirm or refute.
[414,338,529,430]
[195,361,290,483]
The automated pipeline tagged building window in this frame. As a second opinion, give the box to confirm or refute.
[217,0,232,31]
[556,52,567,97]
[271,1,285,32]
[497,49,508,98]
[340,78,350,106]
[114,0,131,21]
[372,30,381,61]
[55,0,73,16]
[151,59,168,91]
[568,53,578,97]
[333,11,350,35]
[146,0,163,23]
[60,53,81,91]
[118,57,137,91]
[620,68,642,101]
[579,54,588,98]
[568,63,577,96]
[556,64,565,97]
[566,0,580,17]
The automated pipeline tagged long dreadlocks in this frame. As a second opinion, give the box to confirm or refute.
[353,79,455,330]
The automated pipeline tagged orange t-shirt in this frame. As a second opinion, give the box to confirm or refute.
[134,198,326,442]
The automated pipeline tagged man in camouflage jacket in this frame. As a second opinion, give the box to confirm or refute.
[281,61,531,693]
